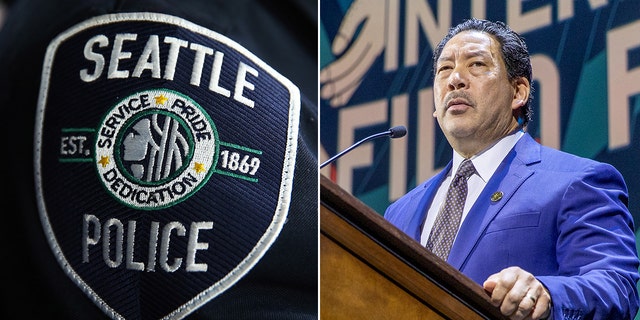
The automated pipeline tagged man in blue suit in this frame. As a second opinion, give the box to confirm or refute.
[385,18,639,320]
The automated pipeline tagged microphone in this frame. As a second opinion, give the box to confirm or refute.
[320,125,407,169]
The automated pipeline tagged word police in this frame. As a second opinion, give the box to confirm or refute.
[80,33,259,108]
[82,214,213,272]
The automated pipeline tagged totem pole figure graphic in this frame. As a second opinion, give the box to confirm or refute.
[122,113,190,182]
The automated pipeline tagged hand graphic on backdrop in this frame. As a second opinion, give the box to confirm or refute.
[320,0,388,107]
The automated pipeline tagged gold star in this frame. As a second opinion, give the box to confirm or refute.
[193,162,206,173]
[98,156,110,167]
[154,94,168,105]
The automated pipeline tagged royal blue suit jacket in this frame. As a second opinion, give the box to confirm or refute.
[385,133,639,319]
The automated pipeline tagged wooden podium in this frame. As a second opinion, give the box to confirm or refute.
[320,175,507,320]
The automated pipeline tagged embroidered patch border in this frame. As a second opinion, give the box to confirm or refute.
[34,12,300,319]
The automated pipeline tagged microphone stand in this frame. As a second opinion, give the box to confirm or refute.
[320,126,406,169]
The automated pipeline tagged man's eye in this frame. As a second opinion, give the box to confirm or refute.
[437,65,452,73]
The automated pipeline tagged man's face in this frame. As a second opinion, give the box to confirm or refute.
[433,30,525,156]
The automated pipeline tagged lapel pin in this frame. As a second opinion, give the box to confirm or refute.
[491,191,503,202]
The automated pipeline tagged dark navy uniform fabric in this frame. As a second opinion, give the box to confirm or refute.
[0,0,318,319]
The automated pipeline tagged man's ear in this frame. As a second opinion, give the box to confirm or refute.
[512,77,530,110]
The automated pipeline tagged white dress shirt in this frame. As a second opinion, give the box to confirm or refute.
[420,131,525,246]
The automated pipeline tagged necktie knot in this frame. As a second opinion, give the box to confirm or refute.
[455,159,476,181]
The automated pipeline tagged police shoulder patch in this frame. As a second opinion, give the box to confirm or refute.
[34,12,299,320]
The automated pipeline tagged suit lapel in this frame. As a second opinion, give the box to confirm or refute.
[406,163,452,240]
[446,134,541,269]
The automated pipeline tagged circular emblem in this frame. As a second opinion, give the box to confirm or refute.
[95,89,218,210]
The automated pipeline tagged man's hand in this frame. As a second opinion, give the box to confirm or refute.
[483,267,552,320]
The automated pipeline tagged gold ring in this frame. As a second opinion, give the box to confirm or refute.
[527,294,537,304]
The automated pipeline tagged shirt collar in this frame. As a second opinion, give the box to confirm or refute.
[451,130,525,182]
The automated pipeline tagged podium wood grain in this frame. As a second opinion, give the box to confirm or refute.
[320,175,507,320]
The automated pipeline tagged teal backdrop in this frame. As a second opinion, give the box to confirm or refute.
[320,0,640,316]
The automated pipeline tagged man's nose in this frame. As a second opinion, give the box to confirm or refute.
[448,71,467,90]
